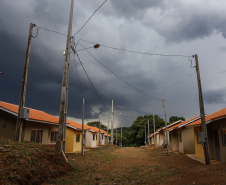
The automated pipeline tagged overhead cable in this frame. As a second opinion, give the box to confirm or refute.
[36,25,68,37]
[73,51,108,109]
[72,53,86,99]
[74,0,108,36]
[79,43,163,101]
[79,39,192,58]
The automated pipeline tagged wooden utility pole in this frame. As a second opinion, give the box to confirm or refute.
[153,112,156,148]
[107,121,109,144]
[81,98,85,156]
[99,116,101,148]
[194,54,210,165]
[116,124,117,146]
[111,100,114,144]
[15,23,35,142]
[164,99,169,155]
[56,0,74,153]
[148,119,150,148]
[144,126,146,145]
[121,126,122,147]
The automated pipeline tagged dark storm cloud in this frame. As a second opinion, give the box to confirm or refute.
[1,0,226,126]
[66,45,164,122]
[0,30,64,114]
[110,0,163,19]
[0,0,75,117]
[204,89,226,105]
[68,53,158,118]
[108,0,226,43]
[0,33,24,104]
[157,15,214,42]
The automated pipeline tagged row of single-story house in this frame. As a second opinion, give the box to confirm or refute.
[0,101,111,153]
[149,120,183,146]
[148,108,226,162]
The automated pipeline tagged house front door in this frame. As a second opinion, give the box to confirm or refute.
[213,129,221,162]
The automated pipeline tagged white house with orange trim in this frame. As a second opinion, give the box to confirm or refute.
[82,125,108,148]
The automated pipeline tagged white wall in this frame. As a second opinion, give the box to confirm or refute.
[85,130,97,148]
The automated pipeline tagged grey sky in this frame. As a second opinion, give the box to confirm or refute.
[1,0,226,127]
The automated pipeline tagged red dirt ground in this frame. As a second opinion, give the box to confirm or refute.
[0,137,71,185]
[46,145,226,185]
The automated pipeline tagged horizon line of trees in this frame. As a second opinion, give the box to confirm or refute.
[87,115,185,147]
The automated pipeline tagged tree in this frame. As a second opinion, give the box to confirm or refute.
[87,121,107,130]
[112,127,132,146]
[128,115,165,147]
[169,116,185,123]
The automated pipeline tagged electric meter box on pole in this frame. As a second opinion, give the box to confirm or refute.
[19,108,30,119]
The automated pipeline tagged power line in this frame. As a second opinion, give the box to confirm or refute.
[79,39,192,58]
[36,25,68,37]
[72,53,86,99]
[79,43,163,101]
[73,51,108,109]
[74,0,108,36]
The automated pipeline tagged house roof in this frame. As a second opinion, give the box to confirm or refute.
[168,116,201,131]
[148,120,183,137]
[161,120,183,130]
[0,101,111,135]
[187,108,226,127]
[0,101,59,124]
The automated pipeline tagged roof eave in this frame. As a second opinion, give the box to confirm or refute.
[0,107,18,116]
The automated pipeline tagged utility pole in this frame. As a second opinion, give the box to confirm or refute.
[148,119,150,147]
[15,23,35,142]
[107,121,109,144]
[99,116,101,148]
[116,123,117,146]
[111,100,114,144]
[194,54,210,165]
[56,0,74,153]
[153,112,156,148]
[121,126,122,147]
[81,98,85,156]
[164,99,169,155]
[144,126,147,145]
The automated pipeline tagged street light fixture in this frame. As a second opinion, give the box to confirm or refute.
[94,44,100,49]
[71,42,100,53]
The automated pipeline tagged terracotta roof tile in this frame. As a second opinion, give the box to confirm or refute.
[160,120,183,130]
[0,101,19,114]
[0,101,112,135]
[187,108,226,127]
[0,101,84,130]
[168,116,200,131]
[148,120,183,137]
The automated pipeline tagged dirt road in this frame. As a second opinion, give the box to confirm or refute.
[46,146,226,185]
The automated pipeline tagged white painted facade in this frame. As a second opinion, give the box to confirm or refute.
[85,130,97,148]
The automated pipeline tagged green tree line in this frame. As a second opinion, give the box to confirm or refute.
[87,115,184,147]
